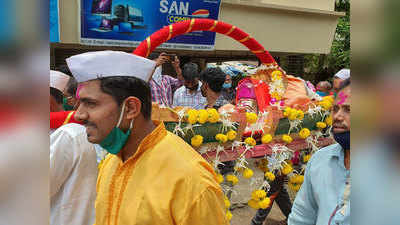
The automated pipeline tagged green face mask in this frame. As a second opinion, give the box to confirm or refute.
[63,97,74,111]
[99,101,133,155]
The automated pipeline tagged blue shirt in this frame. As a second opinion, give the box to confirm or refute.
[288,144,350,225]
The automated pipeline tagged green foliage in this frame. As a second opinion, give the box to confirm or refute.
[304,0,350,83]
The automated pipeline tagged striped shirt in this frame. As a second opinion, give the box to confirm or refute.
[173,81,207,109]
[150,69,182,107]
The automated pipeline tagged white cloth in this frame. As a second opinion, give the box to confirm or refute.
[334,69,350,80]
[50,70,70,92]
[50,124,98,225]
[66,50,156,83]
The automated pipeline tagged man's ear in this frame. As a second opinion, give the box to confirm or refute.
[125,96,142,120]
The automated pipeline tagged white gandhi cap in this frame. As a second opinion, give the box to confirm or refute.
[66,50,156,83]
[50,70,70,92]
[334,68,350,80]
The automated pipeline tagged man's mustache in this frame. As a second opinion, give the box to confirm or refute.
[82,120,97,128]
[333,122,348,130]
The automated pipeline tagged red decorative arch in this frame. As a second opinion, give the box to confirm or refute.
[133,18,277,66]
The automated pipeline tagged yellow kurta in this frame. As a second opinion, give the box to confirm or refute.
[95,122,229,225]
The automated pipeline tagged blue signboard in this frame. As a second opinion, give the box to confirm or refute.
[50,0,60,43]
[80,0,221,50]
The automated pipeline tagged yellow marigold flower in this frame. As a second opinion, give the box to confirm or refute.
[215,133,228,143]
[319,100,332,110]
[216,173,224,184]
[261,134,273,144]
[281,164,293,175]
[325,115,333,126]
[271,70,283,81]
[246,112,258,124]
[207,108,220,123]
[295,175,304,184]
[316,122,327,129]
[186,109,198,124]
[258,197,271,209]
[264,172,275,181]
[226,210,233,221]
[288,109,298,121]
[245,137,257,146]
[323,95,334,103]
[224,199,231,209]
[226,174,239,185]
[271,92,282,100]
[248,199,260,209]
[191,135,203,147]
[251,190,267,201]
[198,109,209,124]
[282,134,293,144]
[289,183,301,192]
[296,110,305,120]
[226,130,237,141]
[299,128,311,139]
[243,168,254,179]
[303,154,311,163]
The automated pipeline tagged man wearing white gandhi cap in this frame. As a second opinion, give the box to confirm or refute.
[66,50,229,225]
[50,70,70,112]
[333,68,350,94]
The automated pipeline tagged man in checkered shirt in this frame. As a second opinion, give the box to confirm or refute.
[149,53,183,107]
[173,63,207,109]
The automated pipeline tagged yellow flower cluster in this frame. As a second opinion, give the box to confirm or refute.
[216,173,224,184]
[245,137,257,146]
[215,133,228,144]
[271,70,283,81]
[190,135,203,147]
[261,134,273,144]
[226,210,233,221]
[251,189,267,201]
[303,154,311,163]
[318,96,334,111]
[316,122,327,129]
[226,174,239,185]
[299,128,311,139]
[246,112,258,124]
[227,130,237,141]
[283,107,304,121]
[249,189,271,209]
[288,174,304,192]
[207,108,220,123]
[282,134,293,144]
[325,115,333,126]
[264,172,275,181]
[224,195,231,208]
[281,163,293,175]
[271,91,282,101]
[198,109,209,124]
[243,168,254,179]
[187,109,199,124]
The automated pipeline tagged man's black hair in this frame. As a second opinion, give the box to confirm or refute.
[339,78,350,91]
[50,87,64,104]
[199,67,226,93]
[57,64,72,76]
[65,76,78,96]
[182,62,199,81]
[98,76,152,120]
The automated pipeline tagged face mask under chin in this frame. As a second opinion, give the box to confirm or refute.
[99,101,133,155]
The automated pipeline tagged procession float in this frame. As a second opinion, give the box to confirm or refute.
[133,18,335,220]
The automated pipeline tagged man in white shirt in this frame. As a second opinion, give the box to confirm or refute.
[50,123,98,225]
[173,62,207,109]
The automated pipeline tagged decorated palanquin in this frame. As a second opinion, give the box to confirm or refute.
[134,19,335,219]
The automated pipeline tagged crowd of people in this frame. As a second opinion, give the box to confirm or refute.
[49,50,350,225]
